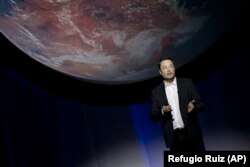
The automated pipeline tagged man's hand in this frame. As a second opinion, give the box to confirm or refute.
[162,105,172,113]
[188,100,195,113]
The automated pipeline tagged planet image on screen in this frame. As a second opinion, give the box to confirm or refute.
[0,0,235,84]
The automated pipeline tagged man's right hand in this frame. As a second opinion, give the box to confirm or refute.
[161,105,172,113]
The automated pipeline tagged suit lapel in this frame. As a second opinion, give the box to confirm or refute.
[176,78,188,124]
[176,78,184,105]
[159,82,168,106]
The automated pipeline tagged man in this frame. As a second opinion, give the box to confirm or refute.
[151,57,205,151]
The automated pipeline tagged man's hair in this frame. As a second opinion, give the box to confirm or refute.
[158,57,175,69]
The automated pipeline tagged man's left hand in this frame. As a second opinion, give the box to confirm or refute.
[188,100,195,113]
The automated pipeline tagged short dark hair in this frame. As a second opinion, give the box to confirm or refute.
[158,57,175,69]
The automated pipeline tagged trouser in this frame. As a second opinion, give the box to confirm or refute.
[172,128,205,152]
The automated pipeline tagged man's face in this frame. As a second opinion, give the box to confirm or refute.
[159,60,175,80]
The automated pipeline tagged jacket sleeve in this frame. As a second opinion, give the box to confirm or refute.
[188,79,205,112]
[151,90,162,121]
[151,89,172,121]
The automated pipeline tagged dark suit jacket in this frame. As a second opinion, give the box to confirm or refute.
[151,77,205,149]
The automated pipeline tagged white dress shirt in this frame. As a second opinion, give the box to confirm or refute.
[164,78,185,130]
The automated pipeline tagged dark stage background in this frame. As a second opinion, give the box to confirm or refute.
[1,4,250,167]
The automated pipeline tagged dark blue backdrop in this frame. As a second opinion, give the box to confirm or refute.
[1,6,250,167]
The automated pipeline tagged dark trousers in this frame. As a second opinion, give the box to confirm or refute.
[171,128,205,152]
